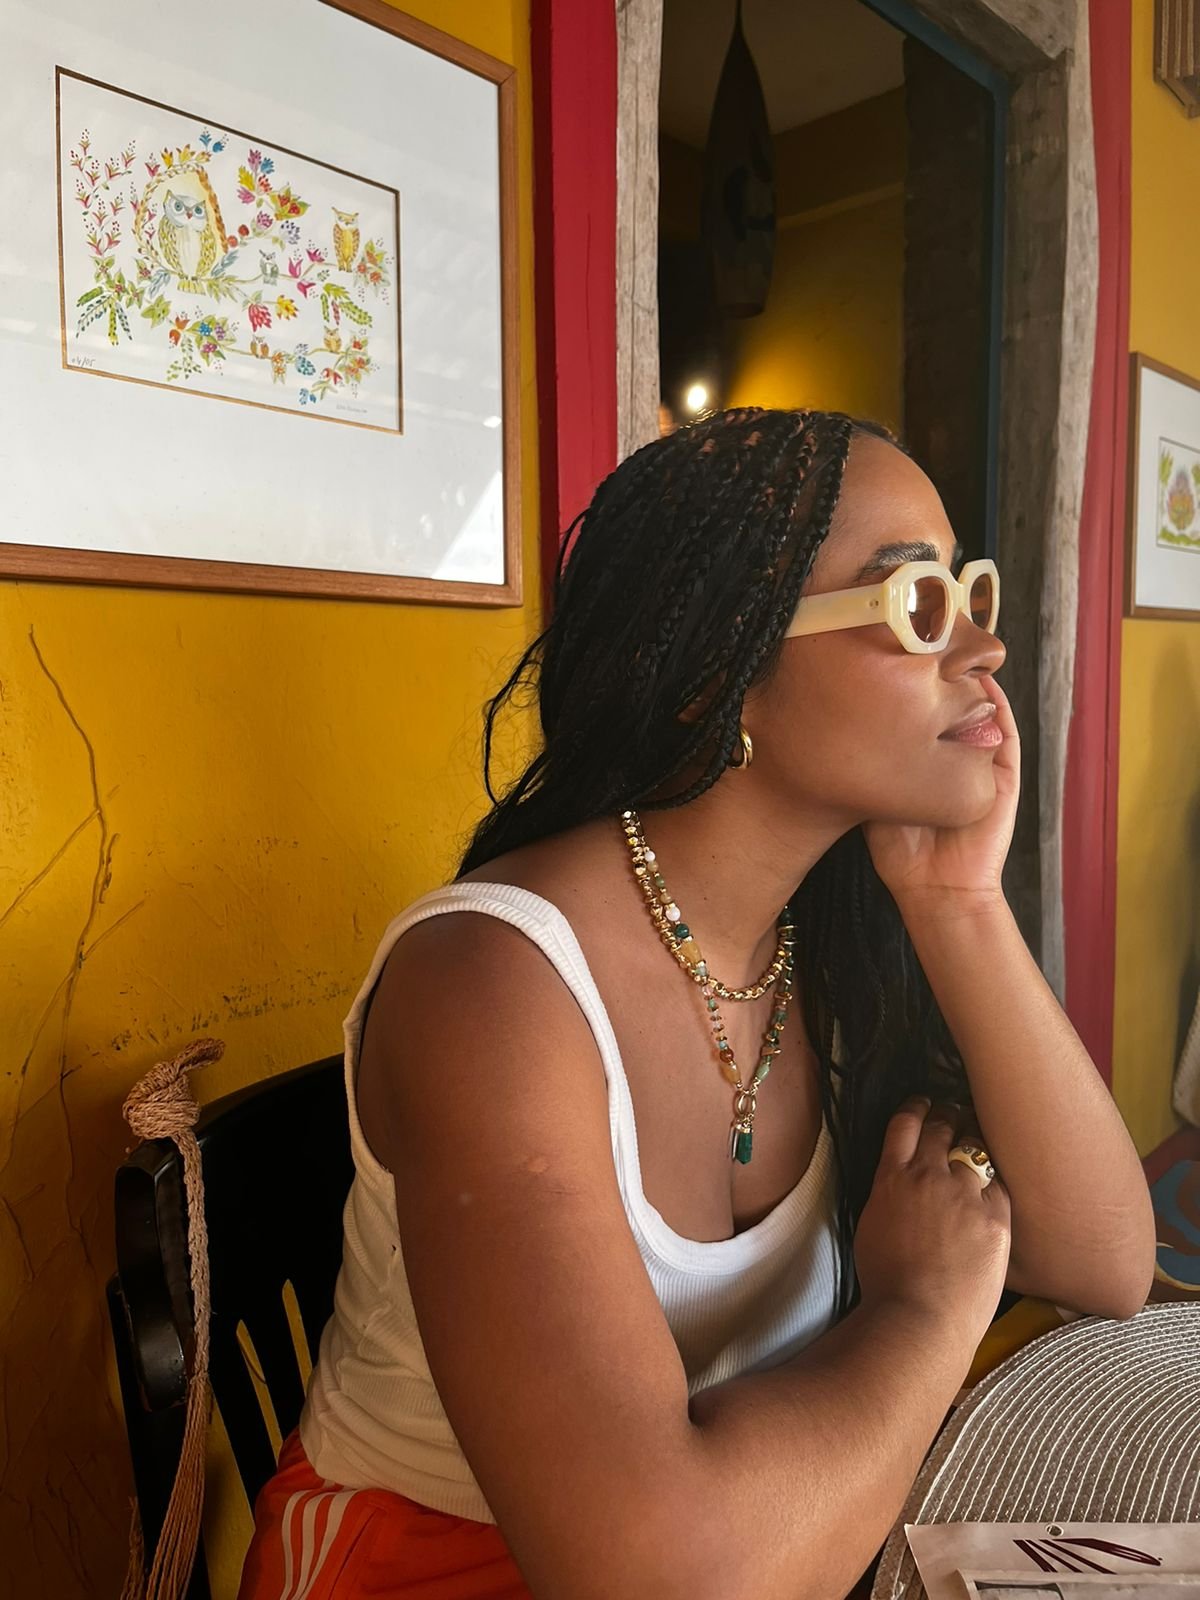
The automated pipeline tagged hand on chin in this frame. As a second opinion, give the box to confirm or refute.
[864,676,1019,905]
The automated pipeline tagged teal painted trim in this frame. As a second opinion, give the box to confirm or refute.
[857,0,1008,95]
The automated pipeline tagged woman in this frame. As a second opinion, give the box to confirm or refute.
[238,408,1155,1600]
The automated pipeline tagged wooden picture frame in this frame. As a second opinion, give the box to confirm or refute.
[1154,0,1200,116]
[1126,353,1200,621]
[0,0,521,606]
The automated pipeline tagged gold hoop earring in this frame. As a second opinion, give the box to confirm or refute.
[731,723,754,769]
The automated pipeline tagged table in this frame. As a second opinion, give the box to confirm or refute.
[869,1301,1200,1600]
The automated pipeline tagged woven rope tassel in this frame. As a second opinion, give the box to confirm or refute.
[119,1037,225,1600]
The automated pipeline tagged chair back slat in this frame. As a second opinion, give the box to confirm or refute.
[206,1320,283,1502]
[230,1289,308,1448]
[292,1253,343,1363]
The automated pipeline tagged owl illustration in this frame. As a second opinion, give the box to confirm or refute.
[332,207,360,272]
[259,250,279,284]
[136,164,226,289]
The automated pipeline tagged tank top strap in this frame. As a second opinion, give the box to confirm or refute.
[340,881,638,1203]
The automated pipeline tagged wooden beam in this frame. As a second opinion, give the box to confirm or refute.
[909,0,1076,72]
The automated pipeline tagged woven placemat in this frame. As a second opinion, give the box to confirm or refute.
[871,1301,1200,1600]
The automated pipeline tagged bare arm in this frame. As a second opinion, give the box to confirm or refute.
[687,1298,975,1600]
[897,890,1156,1320]
[865,675,1155,1323]
[358,914,989,1600]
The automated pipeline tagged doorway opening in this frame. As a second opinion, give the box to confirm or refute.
[655,0,1030,934]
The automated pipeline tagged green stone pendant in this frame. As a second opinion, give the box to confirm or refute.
[733,1127,753,1165]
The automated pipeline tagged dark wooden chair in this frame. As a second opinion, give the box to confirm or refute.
[106,1054,353,1600]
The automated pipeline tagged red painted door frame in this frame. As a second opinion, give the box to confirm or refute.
[530,0,1130,1083]
[530,0,618,614]
[1062,0,1131,1087]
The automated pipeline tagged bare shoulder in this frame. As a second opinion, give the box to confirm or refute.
[357,859,610,1174]
[453,814,617,907]
[356,817,632,1182]
[370,896,592,1044]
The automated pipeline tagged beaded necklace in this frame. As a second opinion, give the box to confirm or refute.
[620,808,796,1166]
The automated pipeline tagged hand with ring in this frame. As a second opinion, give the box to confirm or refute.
[852,1096,1012,1347]
[948,1139,996,1188]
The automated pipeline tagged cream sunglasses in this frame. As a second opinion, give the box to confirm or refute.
[784,558,1000,655]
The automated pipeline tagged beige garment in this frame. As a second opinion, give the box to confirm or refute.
[300,879,843,1523]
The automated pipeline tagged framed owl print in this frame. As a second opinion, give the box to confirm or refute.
[0,0,521,605]
[1127,354,1200,621]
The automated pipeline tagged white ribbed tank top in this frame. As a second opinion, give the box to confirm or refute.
[299,881,843,1523]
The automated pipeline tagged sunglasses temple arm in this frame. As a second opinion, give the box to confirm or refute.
[785,590,877,640]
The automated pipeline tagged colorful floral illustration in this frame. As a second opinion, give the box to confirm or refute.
[1157,442,1200,551]
[1167,468,1196,531]
[59,73,400,429]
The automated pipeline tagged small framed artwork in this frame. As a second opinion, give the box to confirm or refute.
[1127,353,1200,620]
[1153,0,1200,115]
[0,0,521,605]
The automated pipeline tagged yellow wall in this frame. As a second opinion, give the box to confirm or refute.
[6,7,1193,1594]
[1112,0,1200,1155]
[0,2,538,1594]
[725,91,905,431]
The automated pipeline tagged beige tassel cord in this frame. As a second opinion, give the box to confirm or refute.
[119,1036,225,1600]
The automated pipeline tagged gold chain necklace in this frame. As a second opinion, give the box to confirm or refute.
[620,808,795,1166]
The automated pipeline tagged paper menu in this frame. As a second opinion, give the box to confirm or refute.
[903,1524,1200,1600]
[952,1575,1200,1599]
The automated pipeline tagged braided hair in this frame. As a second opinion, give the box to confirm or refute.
[455,406,969,1318]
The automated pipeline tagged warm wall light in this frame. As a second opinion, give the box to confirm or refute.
[685,382,710,413]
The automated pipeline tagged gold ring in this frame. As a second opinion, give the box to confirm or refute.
[948,1142,996,1188]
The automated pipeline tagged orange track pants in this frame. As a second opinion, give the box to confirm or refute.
[235,1430,533,1599]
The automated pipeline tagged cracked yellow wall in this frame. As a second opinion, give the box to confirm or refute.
[0,2,537,1594]
[1113,0,1200,1156]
